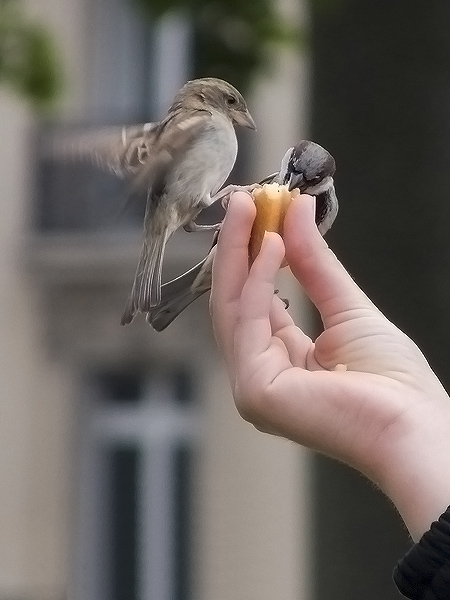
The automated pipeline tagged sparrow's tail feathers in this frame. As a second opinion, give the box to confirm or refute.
[146,259,208,331]
[121,231,168,325]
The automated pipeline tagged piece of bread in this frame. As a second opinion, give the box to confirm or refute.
[249,183,298,263]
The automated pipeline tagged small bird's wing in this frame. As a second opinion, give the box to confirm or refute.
[146,252,213,331]
[54,122,160,177]
[121,229,170,325]
[130,109,213,195]
[55,110,213,189]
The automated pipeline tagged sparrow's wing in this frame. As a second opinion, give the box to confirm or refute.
[54,122,160,177]
[55,110,212,189]
[131,109,213,195]
[146,251,214,332]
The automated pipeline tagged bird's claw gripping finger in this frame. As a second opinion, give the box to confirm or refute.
[281,297,290,309]
[215,183,262,210]
[183,221,222,233]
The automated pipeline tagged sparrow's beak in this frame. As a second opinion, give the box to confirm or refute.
[286,171,306,193]
[233,109,257,130]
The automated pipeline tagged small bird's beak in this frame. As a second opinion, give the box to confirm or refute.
[287,171,306,193]
[233,110,257,130]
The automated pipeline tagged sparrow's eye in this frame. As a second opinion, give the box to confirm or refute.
[309,174,323,184]
[226,95,237,106]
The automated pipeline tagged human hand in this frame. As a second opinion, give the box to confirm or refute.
[210,191,450,540]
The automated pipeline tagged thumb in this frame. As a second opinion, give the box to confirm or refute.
[284,194,375,328]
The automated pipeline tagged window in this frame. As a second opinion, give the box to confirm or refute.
[34,0,192,232]
[74,366,200,600]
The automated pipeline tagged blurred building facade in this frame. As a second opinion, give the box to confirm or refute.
[0,1,312,600]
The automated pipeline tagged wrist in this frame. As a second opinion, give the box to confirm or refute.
[374,397,450,540]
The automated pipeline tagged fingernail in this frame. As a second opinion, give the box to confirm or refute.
[233,190,253,202]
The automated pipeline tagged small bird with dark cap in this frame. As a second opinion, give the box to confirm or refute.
[146,140,338,332]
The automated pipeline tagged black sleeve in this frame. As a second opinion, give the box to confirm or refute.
[393,506,450,599]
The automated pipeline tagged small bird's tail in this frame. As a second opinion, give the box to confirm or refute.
[121,230,169,325]
[146,257,210,331]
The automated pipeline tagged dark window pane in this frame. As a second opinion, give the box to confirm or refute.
[96,370,145,405]
[172,368,194,406]
[110,445,140,600]
[173,444,193,600]
[35,155,127,231]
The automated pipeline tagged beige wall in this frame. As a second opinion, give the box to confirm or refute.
[0,93,71,599]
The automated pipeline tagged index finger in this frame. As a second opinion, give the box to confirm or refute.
[210,191,256,368]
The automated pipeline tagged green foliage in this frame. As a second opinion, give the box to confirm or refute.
[0,1,61,109]
[132,0,303,93]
